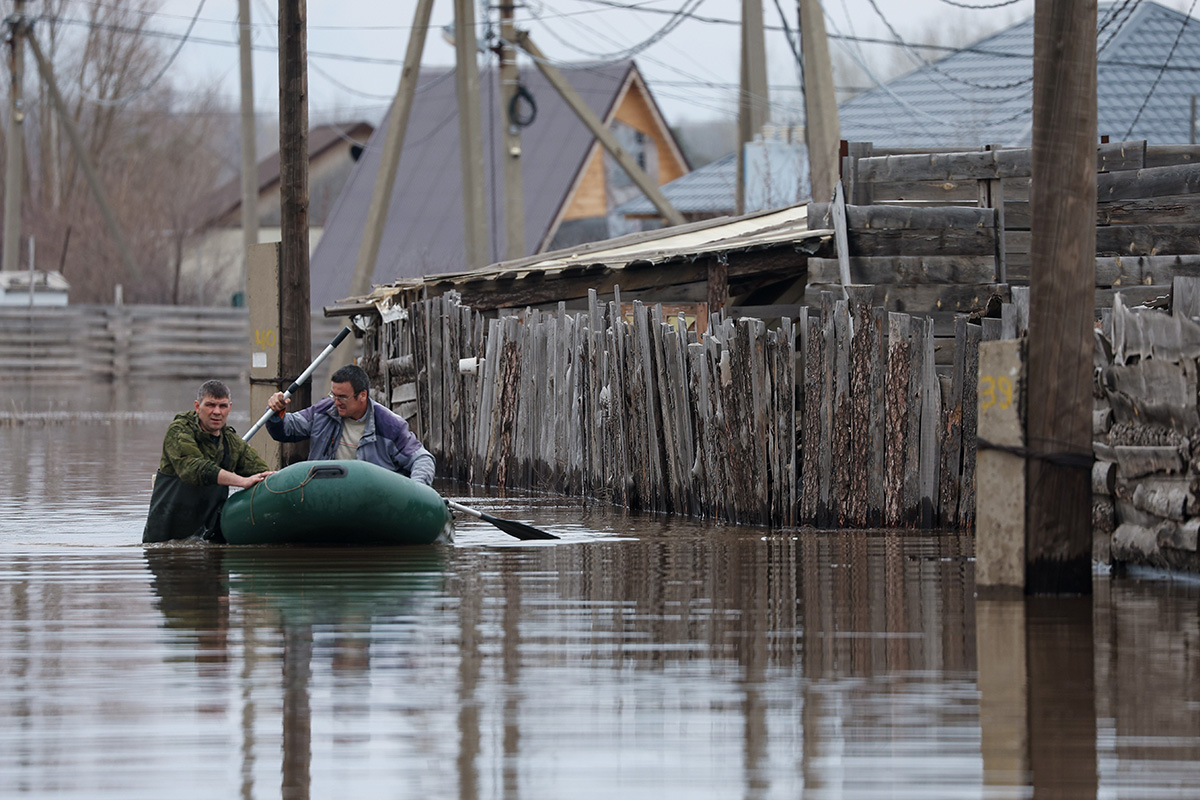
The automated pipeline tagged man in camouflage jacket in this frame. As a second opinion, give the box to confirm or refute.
[142,380,273,543]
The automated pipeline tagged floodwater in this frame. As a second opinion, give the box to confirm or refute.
[2,382,1200,799]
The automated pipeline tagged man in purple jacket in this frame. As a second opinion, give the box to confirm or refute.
[265,364,436,486]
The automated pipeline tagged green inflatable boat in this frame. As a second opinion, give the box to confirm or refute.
[220,460,453,546]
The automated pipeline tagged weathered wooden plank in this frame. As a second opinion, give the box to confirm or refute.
[804,282,1009,315]
[918,316,941,528]
[810,203,995,230]
[471,316,500,484]
[747,319,771,524]
[884,313,911,526]
[1145,145,1200,168]
[856,140,1143,183]
[832,299,852,524]
[856,180,981,205]
[868,307,887,526]
[673,316,699,516]
[847,290,873,527]
[957,321,981,530]
[1097,162,1200,203]
[903,315,925,523]
[807,255,996,285]
[687,340,709,516]
[847,226,997,258]
[782,316,798,527]
[940,317,967,525]
[651,306,684,514]
[819,295,836,525]
[800,313,823,524]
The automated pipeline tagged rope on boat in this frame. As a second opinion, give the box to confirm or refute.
[246,469,320,525]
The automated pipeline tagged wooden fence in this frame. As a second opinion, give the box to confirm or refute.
[1,305,346,383]
[366,290,1027,530]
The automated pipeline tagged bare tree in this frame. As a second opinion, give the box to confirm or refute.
[6,0,239,304]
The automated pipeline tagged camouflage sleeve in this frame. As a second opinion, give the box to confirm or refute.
[162,420,221,486]
[230,435,271,476]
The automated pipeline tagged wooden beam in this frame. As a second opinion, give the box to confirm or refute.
[516,32,686,227]
[1025,0,1097,594]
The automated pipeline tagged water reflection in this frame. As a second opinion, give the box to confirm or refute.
[3,381,1200,797]
[144,546,448,800]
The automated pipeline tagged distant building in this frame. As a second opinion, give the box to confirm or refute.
[184,121,374,305]
[616,125,809,226]
[839,0,1200,147]
[309,61,689,310]
[0,270,69,306]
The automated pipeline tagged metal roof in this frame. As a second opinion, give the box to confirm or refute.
[839,1,1200,148]
[309,61,651,311]
[329,203,829,313]
[615,152,737,217]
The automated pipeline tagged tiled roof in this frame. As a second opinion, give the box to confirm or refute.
[839,1,1200,148]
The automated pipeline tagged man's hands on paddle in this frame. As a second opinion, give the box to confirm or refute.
[267,392,290,414]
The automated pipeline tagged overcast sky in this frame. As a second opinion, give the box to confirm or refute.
[144,0,1193,127]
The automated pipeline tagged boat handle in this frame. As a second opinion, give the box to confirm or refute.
[308,464,349,480]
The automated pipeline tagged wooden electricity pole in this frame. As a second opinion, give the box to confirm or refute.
[798,0,840,203]
[3,0,26,272]
[498,2,526,260]
[737,0,769,215]
[238,0,258,292]
[278,0,312,466]
[350,0,434,299]
[454,0,488,267]
[1026,0,1098,594]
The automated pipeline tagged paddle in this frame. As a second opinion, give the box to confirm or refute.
[446,499,559,540]
[243,325,353,442]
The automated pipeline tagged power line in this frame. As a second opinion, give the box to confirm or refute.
[1123,0,1195,137]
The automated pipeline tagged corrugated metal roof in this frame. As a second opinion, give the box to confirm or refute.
[615,140,810,219]
[839,1,1198,148]
[309,61,641,311]
[331,203,829,311]
[616,152,736,217]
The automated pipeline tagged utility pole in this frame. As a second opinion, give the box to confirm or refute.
[350,0,434,299]
[278,0,312,467]
[798,0,840,203]
[3,0,26,272]
[238,0,258,295]
[498,2,525,260]
[737,0,768,215]
[455,0,488,267]
[1026,0,1098,594]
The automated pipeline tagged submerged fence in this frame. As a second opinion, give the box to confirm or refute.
[367,290,1013,530]
[1,305,346,384]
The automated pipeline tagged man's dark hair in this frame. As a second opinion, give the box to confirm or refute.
[331,364,370,396]
[197,380,231,402]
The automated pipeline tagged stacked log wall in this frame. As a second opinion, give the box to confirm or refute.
[815,141,1200,371]
[1095,280,1200,572]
